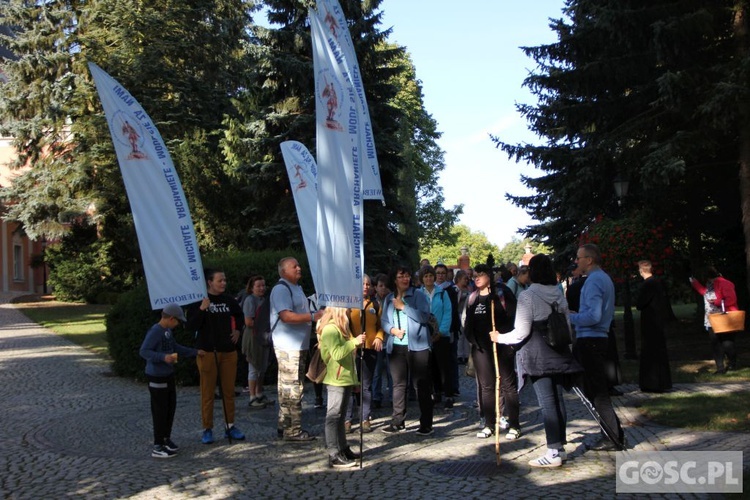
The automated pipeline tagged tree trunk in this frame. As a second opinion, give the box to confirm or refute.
[735,2,750,303]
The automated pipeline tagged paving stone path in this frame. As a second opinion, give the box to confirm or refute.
[0,292,746,499]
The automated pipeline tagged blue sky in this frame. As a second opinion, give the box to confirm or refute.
[379,1,566,248]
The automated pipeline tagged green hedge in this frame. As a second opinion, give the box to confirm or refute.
[106,249,310,384]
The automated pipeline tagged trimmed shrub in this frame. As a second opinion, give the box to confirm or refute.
[203,249,313,297]
[46,222,138,303]
[106,249,311,384]
[106,283,201,384]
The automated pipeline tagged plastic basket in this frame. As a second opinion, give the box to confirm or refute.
[708,311,746,334]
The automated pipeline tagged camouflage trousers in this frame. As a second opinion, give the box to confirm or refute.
[274,348,307,437]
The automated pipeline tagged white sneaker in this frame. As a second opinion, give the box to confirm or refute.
[529,454,562,468]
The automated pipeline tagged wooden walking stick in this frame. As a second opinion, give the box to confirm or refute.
[359,303,369,469]
[491,299,501,465]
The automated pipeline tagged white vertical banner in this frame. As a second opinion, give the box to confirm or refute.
[88,63,205,309]
[310,12,363,308]
[314,0,384,203]
[280,140,320,292]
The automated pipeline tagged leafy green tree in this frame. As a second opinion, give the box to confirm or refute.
[390,49,462,253]
[496,237,552,268]
[0,0,253,294]
[420,224,499,269]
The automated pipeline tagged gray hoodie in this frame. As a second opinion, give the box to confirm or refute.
[495,283,571,346]
[494,283,581,386]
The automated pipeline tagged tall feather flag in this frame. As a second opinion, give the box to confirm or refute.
[310,12,363,308]
[280,140,320,293]
[88,63,206,308]
[314,0,384,203]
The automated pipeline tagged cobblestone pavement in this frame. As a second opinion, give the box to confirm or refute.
[0,292,747,499]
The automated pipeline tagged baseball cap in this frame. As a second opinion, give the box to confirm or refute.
[162,303,187,322]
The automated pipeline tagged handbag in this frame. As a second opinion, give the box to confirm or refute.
[305,347,327,383]
[708,311,745,333]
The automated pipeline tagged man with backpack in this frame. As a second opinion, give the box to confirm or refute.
[271,257,324,442]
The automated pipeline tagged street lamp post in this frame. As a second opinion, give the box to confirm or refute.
[613,177,638,360]
[41,237,47,295]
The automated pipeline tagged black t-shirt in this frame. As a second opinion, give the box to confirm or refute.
[465,293,505,353]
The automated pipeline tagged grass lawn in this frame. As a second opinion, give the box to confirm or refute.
[13,296,111,358]
[616,303,750,384]
[614,302,750,432]
[638,390,750,432]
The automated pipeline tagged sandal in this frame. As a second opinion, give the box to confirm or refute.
[476,427,493,439]
[505,428,522,440]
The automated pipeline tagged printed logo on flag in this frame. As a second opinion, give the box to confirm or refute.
[112,111,148,160]
[322,8,340,41]
[291,163,311,192]
[316,68,344,132]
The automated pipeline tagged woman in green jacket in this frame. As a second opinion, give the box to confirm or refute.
[317,307,366,468]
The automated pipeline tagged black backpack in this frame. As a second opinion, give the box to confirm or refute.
[257,280,294,344]
[253,297,272,344]
[533,293,572,349]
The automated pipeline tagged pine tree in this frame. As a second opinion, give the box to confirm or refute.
[495,0,743,281]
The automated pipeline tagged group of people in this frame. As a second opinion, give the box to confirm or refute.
[138,248,742,469]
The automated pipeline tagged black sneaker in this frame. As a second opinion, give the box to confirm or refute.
[283,430,316,442]
[164,439,179,452]
[415,427,433,436]
[381,424,405,434]
[587,436,622,451]
[343,447,361,460]
[152,445,176,459]
[329,453,357,468]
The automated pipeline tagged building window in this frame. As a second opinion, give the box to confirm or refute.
[13,244,23,281]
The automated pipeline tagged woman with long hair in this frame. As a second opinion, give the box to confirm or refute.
[317,307,365,468]
[491,254,583,467]
[345,274,385,433]
[463,264,521,441]
[380,265,434,435]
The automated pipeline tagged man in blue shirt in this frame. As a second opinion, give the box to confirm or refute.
[569,244,625,451]
[271,257,324,442]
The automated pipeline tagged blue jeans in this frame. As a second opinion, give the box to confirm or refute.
[372,349,392,402]
[346,348,377,422]
[531,375,567,449]
[325,385,353,456]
